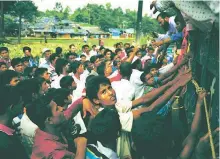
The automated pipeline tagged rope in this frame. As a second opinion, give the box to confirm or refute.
[191,80,216,159]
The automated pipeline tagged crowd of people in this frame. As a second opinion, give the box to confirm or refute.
[0,1,219,159]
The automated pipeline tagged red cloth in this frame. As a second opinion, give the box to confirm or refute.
[177,27,189,64]
[0,124,14,136]
[109,72,122,83]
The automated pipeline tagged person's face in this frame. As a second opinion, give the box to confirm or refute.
[23,61,29,68]
[94,58,101,68]
[41,81,49,94]
[14,63,24,73]
[68,55,76,63]
[42,71,50,82]
[44,51,51,60]
[136,52,142,59]
[92,47,96,51]
[116,60,121,69]
[124,44,130,49]
[24,50,31,57]
[105,61,112,76]
[158,16,169,31]
[0,64,7,72]
[70,46,76,53]
[0,50,9,59]
[81,56,86,63]
[10,77,19,86]
[94,84,116,107]
[105,52,111,60]
[50,100,61,117]
[150,68,158,77]
[116,51,122,56]
[100,49,105,55]
[145,74,154,86]
[77,64,84,74]
[84,47,89,53]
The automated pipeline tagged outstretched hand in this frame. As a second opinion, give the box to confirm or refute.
[177,72,192,87]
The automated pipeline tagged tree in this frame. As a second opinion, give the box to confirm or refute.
[9,1,38,43]
[0,1,15,40]
[54,2,63,12]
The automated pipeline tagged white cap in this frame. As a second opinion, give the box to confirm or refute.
[42,48,50,54]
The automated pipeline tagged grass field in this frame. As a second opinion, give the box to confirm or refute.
[1,37,135,58]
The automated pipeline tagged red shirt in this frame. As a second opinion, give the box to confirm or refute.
[31,98,82,159]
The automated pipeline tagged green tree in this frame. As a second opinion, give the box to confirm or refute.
[9,1,38,43]
[54,2,63,12]
[0,1,16,40]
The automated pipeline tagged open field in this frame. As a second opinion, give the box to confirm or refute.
[1,37,135,58]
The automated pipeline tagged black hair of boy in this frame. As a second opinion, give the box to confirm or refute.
[55,58,68,76]
[156,12,169,20]
[60,76,74,89]
[0,46,9,53]
[69,61,81,74]
[96,62,105,76]
[55,47,62,55]
[34,68,48,78]
[0,70,18,86]
[11,58,22,68]
[89,108,121,148]
[0,62,7,67]
[22,57,29,63]
[49,53,59,63]
[90,55,98,64]
[53,88,71,107]
[86,76,111,102]
[23,46,31,53]
[119,62,132,78]
[132,112,168,159]
[80,54,86,58]
[115,48,122,54]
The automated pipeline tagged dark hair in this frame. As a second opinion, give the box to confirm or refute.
[22,57,29,63]
[69,61,81,74]
[92,45,96,48]
[49,53,59,63]
[125,48,133,57]
[83,60,91,70]
[148,46,155,52]
[115,48,122,54]
[120,62,132,78]
[115,43,121,48]
[104,49,112,56]
[97,54,104,59]
[124,43,130,47]
[0,86,21,115]
[86,75,95,84]
[23,46,31,53]
[34,68,48,78]
[24,67,35,78]
[0,62,6,67]
[60,76,74,89]
[89,108,121,145]
[131,59,142,71]
[0,70,18,86]
[16,78,43,105]
[113,60,120,67]
[97,62,105,76]
[0,47,9,53]
[66,52,77,60]
[80,54,86,58]
[69,44,75,49]
[86,76,111,102]
[82,45,89,50]
[144,63,159,75]
[55,58,68,76]
[157,12,169,20]
[53,88,71,107]
[55,47,62,55]
[99,46,105,51]
[11,58,22,68]
[132,112,167,159]
[140,73,147,83]
[90,55,98,64]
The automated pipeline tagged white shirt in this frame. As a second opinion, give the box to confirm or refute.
[112,79,135,101]
[51,74,64,88]
[82,52,91,61]
[89,50,97,57]
[129,69,145,99]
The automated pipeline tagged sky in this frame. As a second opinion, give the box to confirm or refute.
[32,0,157,17]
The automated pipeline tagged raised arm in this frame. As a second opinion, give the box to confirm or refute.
[178,90,207,159]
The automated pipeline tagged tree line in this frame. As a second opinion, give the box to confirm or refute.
[0,1,164,43]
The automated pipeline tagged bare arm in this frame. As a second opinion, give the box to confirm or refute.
[178,91,206,159]
[74,137,87,159]
[125,48,138,63]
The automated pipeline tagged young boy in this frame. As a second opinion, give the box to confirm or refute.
[85,73,191,158]
[0,47,11,67]
[0,62,7,72]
